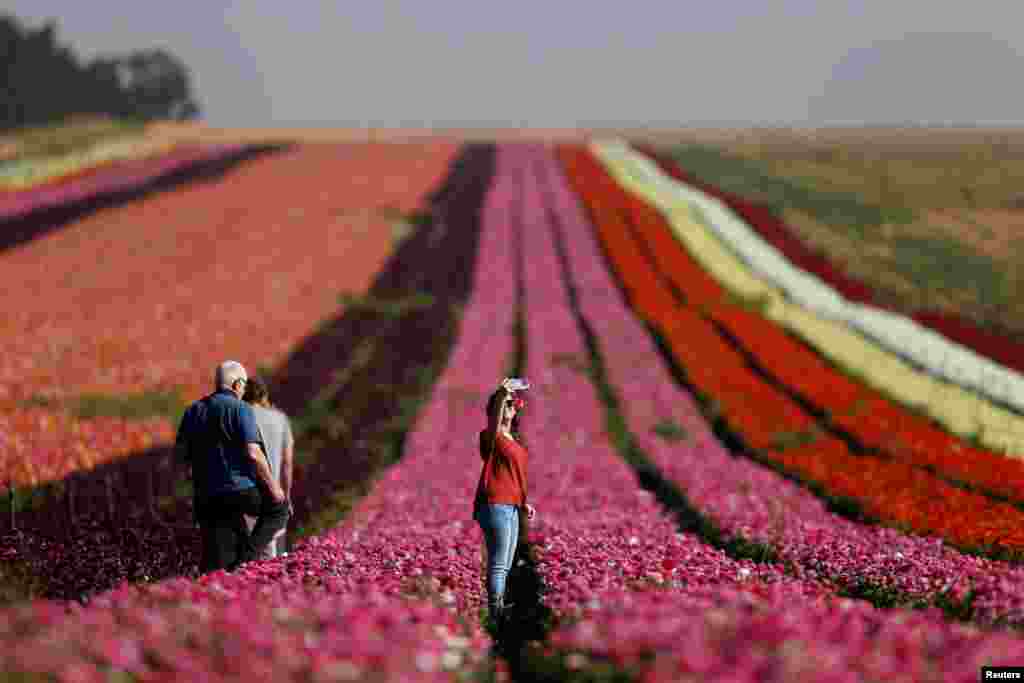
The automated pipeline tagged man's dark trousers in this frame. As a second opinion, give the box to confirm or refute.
[198,488,289,573]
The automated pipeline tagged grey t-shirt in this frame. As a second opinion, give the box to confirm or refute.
[251,404,294,483]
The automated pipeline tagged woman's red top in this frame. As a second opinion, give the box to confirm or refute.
[473,430,528,516]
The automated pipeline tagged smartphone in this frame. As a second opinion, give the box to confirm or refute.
[504,378,530,392]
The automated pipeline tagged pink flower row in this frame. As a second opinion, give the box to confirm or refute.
[2,584,484,683]
[550,587,1023,683]
[525,148,1024,672]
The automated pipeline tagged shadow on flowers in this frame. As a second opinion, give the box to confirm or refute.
[0,143,497,603]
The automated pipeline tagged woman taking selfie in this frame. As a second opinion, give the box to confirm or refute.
[473,378,536,623]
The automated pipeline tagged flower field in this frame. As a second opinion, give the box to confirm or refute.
[632,143,1024,377]
[611,143,1024,420]
[556,144,1024,623]
[560,143,1024,560]
[594,142,1024,458]
[0,142,496,679]
[572,147,1024,497]
[0,142,458,492]
[2,135,1023,680]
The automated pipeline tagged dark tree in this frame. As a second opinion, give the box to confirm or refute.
[0,14,201,131]
[113,49,200,121]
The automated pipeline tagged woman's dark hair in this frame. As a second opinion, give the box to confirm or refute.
[242,375,270,406]
[484,387,522,460]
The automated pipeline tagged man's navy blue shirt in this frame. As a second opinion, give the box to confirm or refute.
[176,389,260,500]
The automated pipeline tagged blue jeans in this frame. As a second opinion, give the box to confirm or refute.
[477,504,519,616]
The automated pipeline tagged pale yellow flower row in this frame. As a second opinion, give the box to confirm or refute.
[591,142,1024,458]
[0,135,180,190]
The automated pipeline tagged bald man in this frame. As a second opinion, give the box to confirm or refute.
[175,360,290,572]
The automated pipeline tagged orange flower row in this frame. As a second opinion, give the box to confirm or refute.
[558,144,1024,557]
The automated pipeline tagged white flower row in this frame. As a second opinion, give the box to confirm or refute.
[591,139,1024,455]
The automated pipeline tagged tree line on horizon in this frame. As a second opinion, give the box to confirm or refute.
[0,14,200,132]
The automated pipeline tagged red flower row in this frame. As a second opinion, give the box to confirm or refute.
[559,145,1024,557]
[709,304,1024,502]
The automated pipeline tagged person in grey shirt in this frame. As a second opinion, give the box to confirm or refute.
[242,375,295,558]
[176,361,288,572]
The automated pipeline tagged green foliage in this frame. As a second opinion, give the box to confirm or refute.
[293,482,371,541]
[70,391,187,422]
[21,395,57,410]
[0,558,46,606]
[724,291,772,314]
[651,419,687,443]
[722,536,779,564]
[23,390,187,423]
[837,580,912,609]
[514,648,641,683]
[887,234,1006,301]
[173,479,193,500]
[291,396,335,442]
[391,220,415,245]
[0,670,54,682]
[253,363,275,381]
[7,481,64,514]
[667,145,914,236]
[837,579,985,627]
[933,585,978,623]
[337,291,437,317]
[769,429,819,451]
[2,117,143,160]
[824,493,870,522]
[403,208,433,231]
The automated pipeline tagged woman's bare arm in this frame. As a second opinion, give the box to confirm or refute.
[247,443,285,502]
[282,440,294,500]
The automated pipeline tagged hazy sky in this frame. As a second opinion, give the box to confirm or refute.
[9,2,1024,127]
